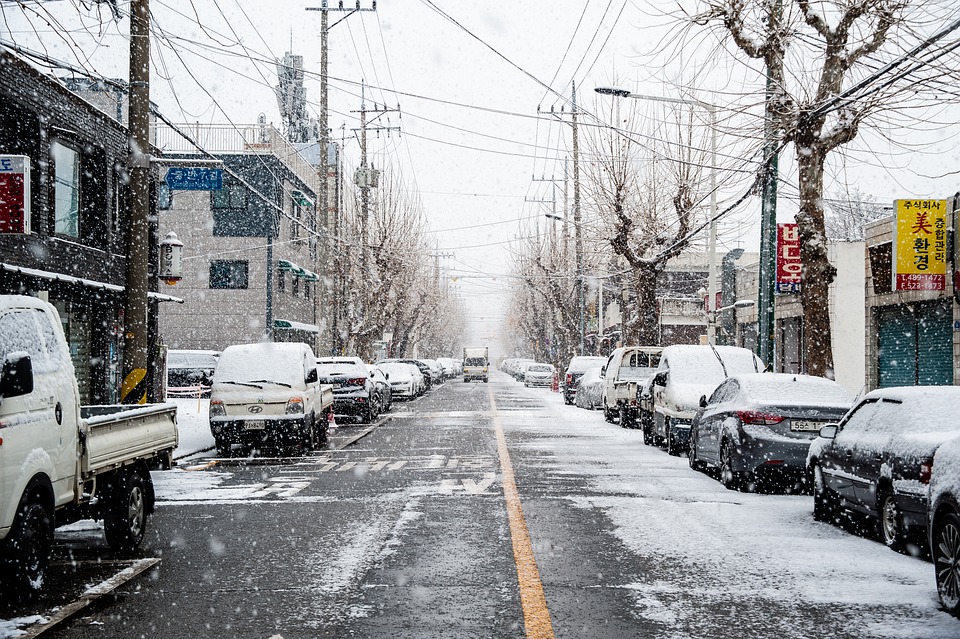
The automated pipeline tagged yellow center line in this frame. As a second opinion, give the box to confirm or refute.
[488,384,555,639]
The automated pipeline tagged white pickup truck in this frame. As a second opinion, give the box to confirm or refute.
[0,295,178,596]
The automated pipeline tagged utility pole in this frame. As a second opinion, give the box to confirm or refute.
[121,0,151,404]
[307,0,376,354]
[352,83,399,274]
[572,81,584,356]
[757,0,782,370]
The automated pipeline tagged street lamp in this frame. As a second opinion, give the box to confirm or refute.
[594,86,719,344]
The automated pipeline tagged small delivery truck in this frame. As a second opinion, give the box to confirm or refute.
[0,295,178,596]
[462,346,489,383]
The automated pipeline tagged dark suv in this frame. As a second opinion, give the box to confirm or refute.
[316,357,378,423]
[562,356,607,405]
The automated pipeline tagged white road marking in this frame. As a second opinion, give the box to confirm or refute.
[438,472,498,495]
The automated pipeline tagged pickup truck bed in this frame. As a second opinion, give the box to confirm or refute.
[81,404,178,475]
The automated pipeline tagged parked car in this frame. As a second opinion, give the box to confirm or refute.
[368,365,393,413]
[524,363,555,387]
[166,349,219,397]
[808,386,960,554]
[928,437,960,617]
[420,359,445,385]
[379,358,434,390]
[513,359,536,381]
[929,435,960,616]
[688,373,853,492]
[317,357,379,423]
[641,345,763,456]
[210,343,332,456]
[436,357,458,379]
[562,355,607,405]
[574,366,605,410]
[601,346,662,427]
[377,362,421,399]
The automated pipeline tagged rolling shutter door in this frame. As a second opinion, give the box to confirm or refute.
[877,306,916,388]
[877,300,952,388]
[917,300,952,386]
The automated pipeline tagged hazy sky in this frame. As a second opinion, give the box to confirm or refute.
[3,0,958,353]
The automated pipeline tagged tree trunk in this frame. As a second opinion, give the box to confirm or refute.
[632,266,660,346]
[795,145,837,379]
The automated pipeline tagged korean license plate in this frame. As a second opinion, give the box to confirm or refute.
[243,420,265,430]
[791,420,822,432]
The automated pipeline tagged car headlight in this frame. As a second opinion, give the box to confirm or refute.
[286,396,304,415]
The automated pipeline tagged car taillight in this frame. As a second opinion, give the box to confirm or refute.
[286,396,304,414]
[347,377,366,386]
[566,373,573,384]
[920,458,933,484]
[737,410,784,425]
[209,400,225,417]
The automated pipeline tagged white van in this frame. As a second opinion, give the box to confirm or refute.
[209,342,333,456]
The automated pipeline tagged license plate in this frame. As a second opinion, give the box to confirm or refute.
[791,420,822,432]
[243,420,265,430]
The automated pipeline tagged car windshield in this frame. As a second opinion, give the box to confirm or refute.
[528,365,552,372]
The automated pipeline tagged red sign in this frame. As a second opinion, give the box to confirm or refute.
[776,223,801,294]
[0,156,30,234]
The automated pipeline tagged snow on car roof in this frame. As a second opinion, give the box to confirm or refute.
[663,345,761,383]
[215,342,309,384]
[735,373,853,407]
[856,386,960,435]
[167,350,219,369]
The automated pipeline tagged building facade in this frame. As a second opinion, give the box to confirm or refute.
[155,123,322,353]
[0,51,168,403]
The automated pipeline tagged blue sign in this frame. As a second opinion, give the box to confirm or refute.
[165,167,222,191]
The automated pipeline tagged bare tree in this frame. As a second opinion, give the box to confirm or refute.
[824,187,888,241]
[584,98,708,345]
[689,0,960,376]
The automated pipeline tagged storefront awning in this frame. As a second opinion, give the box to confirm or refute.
[0,262,184,303]
[274,319,319,333]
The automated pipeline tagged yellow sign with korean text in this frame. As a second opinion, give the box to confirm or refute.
[893,199,948,291]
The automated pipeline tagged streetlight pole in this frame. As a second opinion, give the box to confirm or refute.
[572,81,585,355]
[594,86,719,344]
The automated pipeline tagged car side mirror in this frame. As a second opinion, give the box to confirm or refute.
[600,366,606,378]
[818,424,838,439]
[306,368,318,384]
[699,395,707,408]
[0,353,34,401]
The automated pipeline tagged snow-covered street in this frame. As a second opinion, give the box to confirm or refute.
[4,373,957,638]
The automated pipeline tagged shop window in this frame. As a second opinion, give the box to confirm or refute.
[52,141,80,237]
[209,260,248,289]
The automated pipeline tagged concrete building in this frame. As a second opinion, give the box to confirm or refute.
[154,122,322,353]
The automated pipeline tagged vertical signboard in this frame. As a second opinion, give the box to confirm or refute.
[0,155,30,234]
[776,223,801,294]
[893,199,948,291]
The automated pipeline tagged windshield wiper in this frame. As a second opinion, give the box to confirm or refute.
[249,379,293,388]
[219,380,263,389]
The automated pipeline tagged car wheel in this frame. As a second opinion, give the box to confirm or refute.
[603,402,615,423]
[812,464,838,523]
[1,500,52,598]
[618,407,631,429]
[933,508,960,616]
[719,441,743,491]
[688,440,704,471]
[878,485,906,552]
[666,420,682,456]
[361,406,374,424]
[103,470,148,552]
[642,421,653,446]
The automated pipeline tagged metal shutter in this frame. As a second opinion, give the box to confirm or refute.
[877,305,916,388]
[917,300,952,386]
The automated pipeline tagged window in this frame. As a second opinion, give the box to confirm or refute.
[209,260,248,289]
[52,141,80,237]
[292,277,299,297]
[305,280,311,300]
[291,203,301,242]
[277,270,285,294]
[211,182,248,209]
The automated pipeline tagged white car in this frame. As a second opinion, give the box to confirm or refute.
[378,362,421,399]
[524,363,555,387]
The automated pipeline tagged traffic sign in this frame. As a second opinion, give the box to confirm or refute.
[165,167,223,191]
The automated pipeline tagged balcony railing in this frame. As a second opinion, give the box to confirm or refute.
[152,122,319,193]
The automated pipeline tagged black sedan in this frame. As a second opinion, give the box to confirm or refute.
[808,386,960,554]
